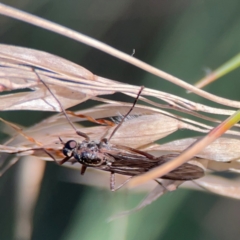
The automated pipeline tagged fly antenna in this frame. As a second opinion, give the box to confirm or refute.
[34,69,90,141]
[108,86,144,141]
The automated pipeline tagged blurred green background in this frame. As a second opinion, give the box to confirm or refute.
[1,0,240,239]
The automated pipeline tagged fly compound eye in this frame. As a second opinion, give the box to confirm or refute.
[63,140,77,157]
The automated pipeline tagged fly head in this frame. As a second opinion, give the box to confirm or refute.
[62,140,78,158]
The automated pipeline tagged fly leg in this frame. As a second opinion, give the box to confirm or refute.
[110,172,133,191]
[42,148,71,165]
[154,179,169,191]
[155,179,182,192]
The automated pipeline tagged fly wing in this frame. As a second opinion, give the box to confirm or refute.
[161,162,204,180]
[155,154,204,180]
[103,151,204,181]
[101,151,158,176]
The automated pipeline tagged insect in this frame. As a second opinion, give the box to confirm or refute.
[36,71,204,191]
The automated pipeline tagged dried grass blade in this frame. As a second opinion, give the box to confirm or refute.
[0,3,240,108]
[194,53,240,89]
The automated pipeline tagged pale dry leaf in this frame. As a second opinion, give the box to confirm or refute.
[4,102,238,153]
[144,137,240,162]
[88,104,240,136]
[0,105,224,158]
[0,44,115,111]
[0,44,238,120]
[1,110,180,156]
[194,175,240,199]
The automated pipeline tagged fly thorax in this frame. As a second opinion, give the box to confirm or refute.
[73,140,103,166]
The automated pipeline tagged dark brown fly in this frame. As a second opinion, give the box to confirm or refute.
[36,72,204,191]
[62,139,204,190]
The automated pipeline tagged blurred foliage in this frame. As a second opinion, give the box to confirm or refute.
[1,0,240,239]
